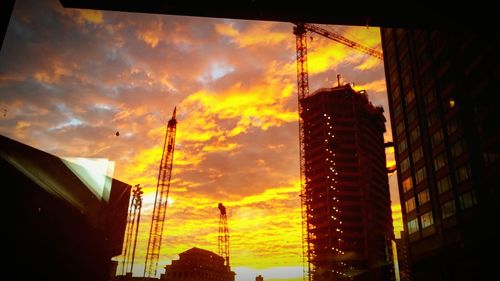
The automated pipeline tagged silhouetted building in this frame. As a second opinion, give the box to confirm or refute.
[114,273,158,281]
[301,85,394,280]
[381,28,500,281]
[394,232,410,281]
[1,134,131,281]
[162,247,235,281]
[256,275,264,281]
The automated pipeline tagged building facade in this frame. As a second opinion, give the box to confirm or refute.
[162,247,235,281]
[381,28,500,280]
[302,85,394,280]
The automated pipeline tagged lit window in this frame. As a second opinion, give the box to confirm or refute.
[420,211,434,228]
[449,98,456,108]
[405,197,416,213]
[415,167,427,185]
[441,200,456,219]
[459,190,477,209]
[402,177,413,192]
[418,189,430,205]
[407,218,419,234]
[437,176,452,194]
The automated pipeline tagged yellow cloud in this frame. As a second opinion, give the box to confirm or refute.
[60,8,104,26]
[214,22,239,37]
[15,121,31,129]
[354,78,387,93]
[215,22,291,48]
[355,56,383,70]
[77,10,104,25]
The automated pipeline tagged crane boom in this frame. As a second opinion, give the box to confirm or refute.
[302,23,383,60]
[144,107,177,278]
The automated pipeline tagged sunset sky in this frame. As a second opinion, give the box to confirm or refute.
[0,1,401,280]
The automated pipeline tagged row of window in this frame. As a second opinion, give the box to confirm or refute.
[407,211,434,234]
[403,164,472,195]
[404,189,430,213]
[407,190,477,234]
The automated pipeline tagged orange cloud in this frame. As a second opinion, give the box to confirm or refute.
[136,19,164,48]
[15,120,31,130]
[60,8,104,26]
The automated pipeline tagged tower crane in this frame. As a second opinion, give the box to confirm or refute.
[293,23,383,281]
[218,203,230,267]
[144,107,178,278]
[121,184,143,275]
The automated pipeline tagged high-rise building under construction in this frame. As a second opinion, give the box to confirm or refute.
[301,84,394,280]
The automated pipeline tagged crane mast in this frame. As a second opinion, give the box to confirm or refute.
[293,23,382,281]
[293,23,313,281]
[218,203,230,267]
[144,107,177,278]
[121,184,143,275]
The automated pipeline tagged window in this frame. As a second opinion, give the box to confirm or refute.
[484,150,500,166]
[402,177,413,192]
[407,218,419,234]
[437,176,452,194]
[418,189,430,205]
[410,126,420,143]
[415,167,427,185]
[451,139,466,159]
[441,200,456,219]
[405,89,415,105]
[424,89,436,106]
[433,152,447,171]
[400,157,410,173]
[407,109,417,124]
[459,190,477,209]
[398,140,408,154]
[447,118,459,135]
[394,102,402,119]
[412,147,424,163]
[396,121,405,137]
[392,84,401,100]
[431,129,444,147]
[420,211,434,228]
[456,165,471,183]
[427,111,438,128]
[405,197,416,213]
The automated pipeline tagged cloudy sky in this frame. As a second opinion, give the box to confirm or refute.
[0,1,401,280]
